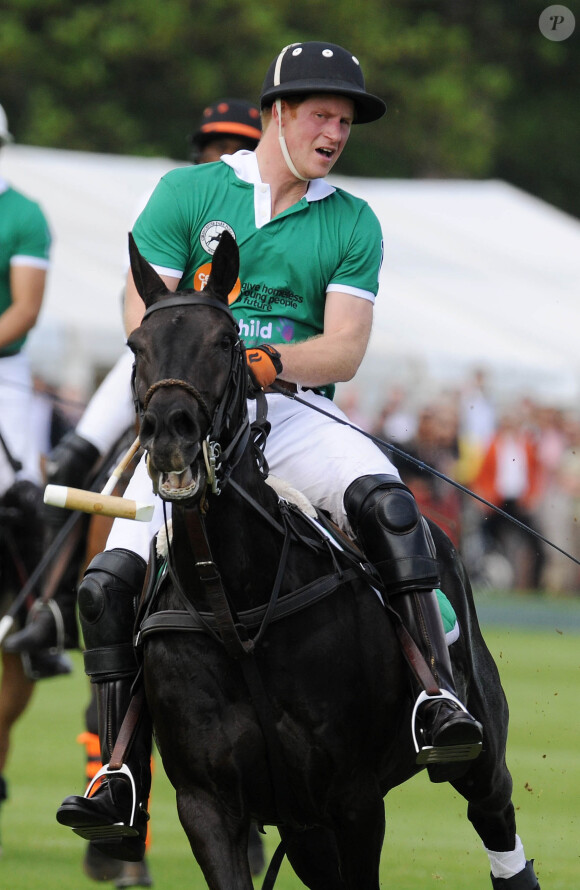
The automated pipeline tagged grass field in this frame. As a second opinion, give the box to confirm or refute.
[1,597,579,888]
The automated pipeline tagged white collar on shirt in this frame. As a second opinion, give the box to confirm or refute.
[0,177,9,195]
[221,150,335,203]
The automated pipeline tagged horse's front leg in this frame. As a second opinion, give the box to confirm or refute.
[450,646,541,888]
[332,791,385,890]
[281,789,384,890]
[176,789,254,890]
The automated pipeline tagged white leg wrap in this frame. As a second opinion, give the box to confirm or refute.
[485,834,526,879]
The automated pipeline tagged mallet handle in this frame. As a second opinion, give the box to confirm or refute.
[44,485,154,522]
[100,436,141,496]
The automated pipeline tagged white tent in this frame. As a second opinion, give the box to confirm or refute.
[2,144,579,407]
[2,144,186,396]
[330,175,580,409]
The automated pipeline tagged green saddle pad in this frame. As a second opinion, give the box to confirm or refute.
[436,588,458,641]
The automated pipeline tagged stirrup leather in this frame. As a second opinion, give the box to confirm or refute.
[73,762,140,842]
[412,689,482,766]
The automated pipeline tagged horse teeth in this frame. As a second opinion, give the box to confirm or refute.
[159,466,199,499]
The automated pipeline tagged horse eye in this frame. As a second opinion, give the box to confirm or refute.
[219,334,234,351]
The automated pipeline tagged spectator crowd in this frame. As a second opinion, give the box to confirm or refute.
[337,368,580,595]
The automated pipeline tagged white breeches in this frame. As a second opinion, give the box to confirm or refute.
[76,348,136,455]
[0,352,44,496]
[105,388,400,561]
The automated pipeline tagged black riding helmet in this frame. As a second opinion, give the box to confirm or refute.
[188,99,262,161]
[260,42,386,124]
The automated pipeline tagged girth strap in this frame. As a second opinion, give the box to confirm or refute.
[139,567,361,640]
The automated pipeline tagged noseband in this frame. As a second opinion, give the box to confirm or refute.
[143,378,213,426]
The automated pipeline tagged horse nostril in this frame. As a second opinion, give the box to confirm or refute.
[168,409,197,442]
[139,413,157,446]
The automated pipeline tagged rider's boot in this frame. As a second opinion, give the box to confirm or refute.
[77,728,124,880]
[56,548,151,862]
[345,474,483,783]
[3,589,78,655]
[3,433,100,663]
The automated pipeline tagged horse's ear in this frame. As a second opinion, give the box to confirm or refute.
[206,231,240,305]
[128,232,169,307]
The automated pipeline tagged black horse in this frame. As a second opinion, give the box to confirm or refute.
[127,232,540,890]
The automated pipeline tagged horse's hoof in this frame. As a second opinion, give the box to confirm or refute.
[114,858,153,887]
[83,842,124,881]
[490,859,541,889]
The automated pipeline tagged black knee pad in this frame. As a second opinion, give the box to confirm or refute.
[78,548,147,652]
[345,474,419,531]
[344,475,439,594]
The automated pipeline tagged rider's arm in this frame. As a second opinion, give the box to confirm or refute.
[274,290,373,388]
[0,265,47,350]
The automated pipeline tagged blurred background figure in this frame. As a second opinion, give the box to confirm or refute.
[537,412,580,594]
[0,99,53,855]
[187,98,262,164]
[373,384,417,445]
[396,396,462,547]
[473,405,545,591]
[336,385,373,432]
[456,367,497,488]
[0,102,52,497]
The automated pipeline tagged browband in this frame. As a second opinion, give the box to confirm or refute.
[142,294,236,324]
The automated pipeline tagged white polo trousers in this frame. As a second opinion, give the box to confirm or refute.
[0,352,43,495]
[105,388,400,561]
[76,347,136,455]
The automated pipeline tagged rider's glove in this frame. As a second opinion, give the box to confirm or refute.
[246,344,283,391]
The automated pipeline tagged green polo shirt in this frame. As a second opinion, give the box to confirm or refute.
[0,184,51,354]
[132,155,383,397]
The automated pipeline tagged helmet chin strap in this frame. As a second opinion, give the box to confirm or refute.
[275,98,310,183]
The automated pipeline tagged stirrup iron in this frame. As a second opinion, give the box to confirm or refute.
[76,761,138,839]
[411,689,482,766]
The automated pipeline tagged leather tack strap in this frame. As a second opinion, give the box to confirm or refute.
[395,623,441,696]
[108,686,146,771]
[183,508,253,658]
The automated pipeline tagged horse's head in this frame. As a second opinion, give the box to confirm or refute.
[127,231,249,504]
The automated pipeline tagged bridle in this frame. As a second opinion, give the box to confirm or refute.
[132,293,251,495]
[143,378,212,427]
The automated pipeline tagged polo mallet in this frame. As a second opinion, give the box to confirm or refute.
[44,435,153,521]
[0,436,150,646]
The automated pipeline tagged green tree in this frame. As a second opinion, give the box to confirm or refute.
[1,0,577,217]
